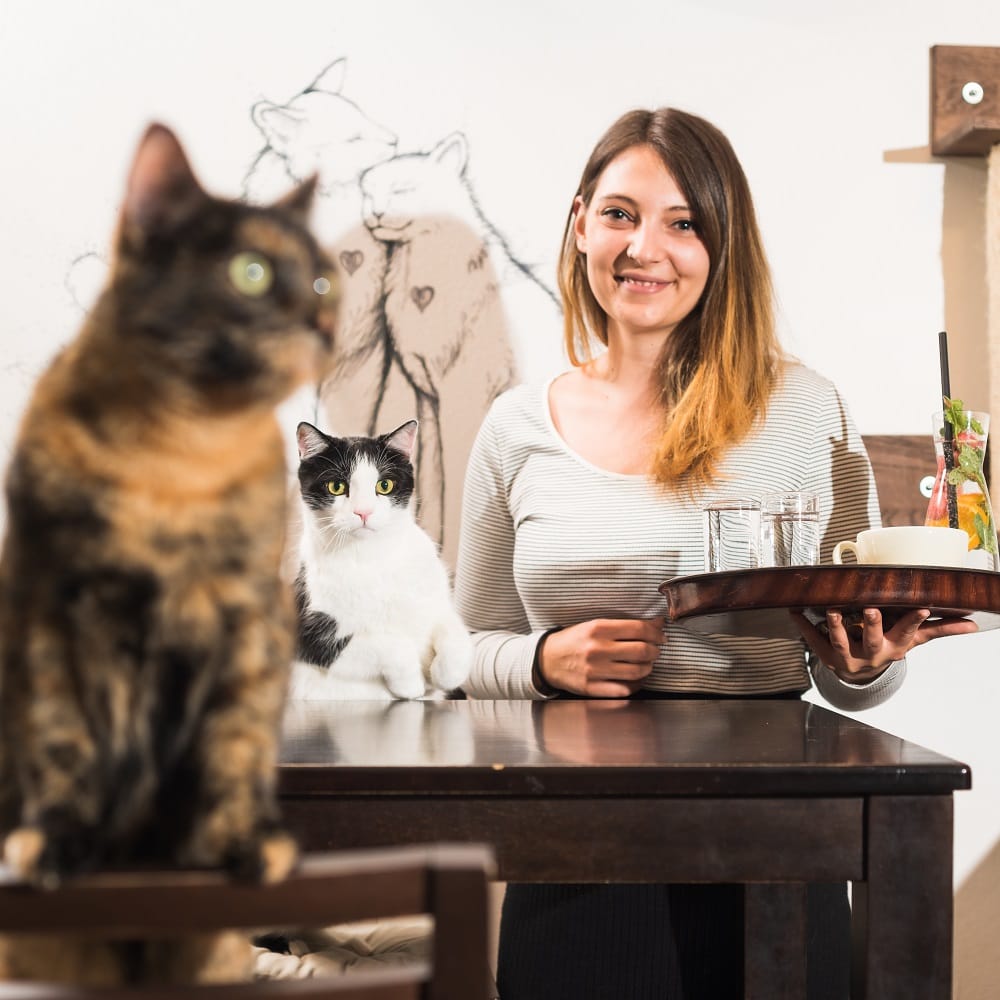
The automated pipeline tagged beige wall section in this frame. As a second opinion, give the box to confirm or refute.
[989,145,1000,501]
[942,157,990,418]
[957,147,1000,997]
[955,839,1000,999]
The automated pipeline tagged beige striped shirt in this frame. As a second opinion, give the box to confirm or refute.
[454,362,905,708]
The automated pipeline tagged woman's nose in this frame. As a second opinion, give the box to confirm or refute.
[628,225,664,265]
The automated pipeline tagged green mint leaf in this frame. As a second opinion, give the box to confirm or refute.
[958,447,982,475]
[944,396,966,432]
[974,512,998,554]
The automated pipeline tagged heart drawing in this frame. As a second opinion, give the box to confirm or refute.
[339,250,364,275]
[410,286,435,312]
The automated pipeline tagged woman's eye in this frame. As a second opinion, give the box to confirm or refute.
[601,207,633,223]
[673,219,697,233]
[327,481,346,496]
[376,479,394,495]
[228,251,274,297]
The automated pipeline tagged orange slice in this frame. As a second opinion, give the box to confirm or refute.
[956,493,988,550]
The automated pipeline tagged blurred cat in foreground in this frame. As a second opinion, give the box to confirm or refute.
[0,122,337,983]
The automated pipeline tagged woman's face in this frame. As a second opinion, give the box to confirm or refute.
[573,144,710,344]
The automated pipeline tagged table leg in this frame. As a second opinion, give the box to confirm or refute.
[745,883,807,999]
[852,795,954,1000]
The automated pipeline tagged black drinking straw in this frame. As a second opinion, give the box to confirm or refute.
[938,330,959,530]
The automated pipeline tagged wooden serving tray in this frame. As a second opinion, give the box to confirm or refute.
[659,565,1000,638]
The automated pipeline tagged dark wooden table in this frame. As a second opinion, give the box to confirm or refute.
[278,698,970,1000]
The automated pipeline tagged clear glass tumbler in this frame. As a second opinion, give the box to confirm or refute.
[704,499,761,572]
[760,491,820,567]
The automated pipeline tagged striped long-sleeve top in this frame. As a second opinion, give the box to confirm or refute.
[453,361,906,709]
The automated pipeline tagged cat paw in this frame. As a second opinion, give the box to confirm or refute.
[384,671,427,700]
[226,828,299,884]
[429,639,473,692]
[3,827,46,883]
[257,830,299,884]
[3,819,97,888]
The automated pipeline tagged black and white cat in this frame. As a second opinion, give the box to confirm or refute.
[290,420,472,700]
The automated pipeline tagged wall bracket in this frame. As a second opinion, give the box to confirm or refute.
[931,45,1000,156]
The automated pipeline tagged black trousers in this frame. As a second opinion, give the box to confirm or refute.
[497,881,850,1000]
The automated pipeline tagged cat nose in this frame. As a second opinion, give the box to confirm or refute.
[354,507,372,524]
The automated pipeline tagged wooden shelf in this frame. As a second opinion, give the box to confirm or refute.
[931,45,1000,156]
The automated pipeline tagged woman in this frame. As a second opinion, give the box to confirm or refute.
[453,108,974,998]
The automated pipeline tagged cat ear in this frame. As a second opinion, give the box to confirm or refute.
[272,174,318,224]
[430,132,469,176]
[120,123,208,245]
[305,56,347,95]
[296,421,329,459]
[384,420,418,459]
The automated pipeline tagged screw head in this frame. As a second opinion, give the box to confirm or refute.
[962,81,984,105]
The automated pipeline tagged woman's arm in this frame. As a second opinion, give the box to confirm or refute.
[807,648,906,710]
[453,408,554,699]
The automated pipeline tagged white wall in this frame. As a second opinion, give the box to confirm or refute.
[3,1,1000,993]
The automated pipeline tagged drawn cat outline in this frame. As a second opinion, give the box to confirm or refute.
[243,58,398,459]
[358,130,564,555]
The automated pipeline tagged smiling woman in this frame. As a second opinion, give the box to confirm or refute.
[558,108,779,491]
[572,144,710,344]
[453,106,978,1000]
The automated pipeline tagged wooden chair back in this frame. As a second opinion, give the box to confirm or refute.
[0,843,494,1000]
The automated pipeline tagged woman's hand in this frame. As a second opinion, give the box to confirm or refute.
[792,608,978,684]
[536,617,665,697]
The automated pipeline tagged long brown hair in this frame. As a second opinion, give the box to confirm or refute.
[557,108,781,491]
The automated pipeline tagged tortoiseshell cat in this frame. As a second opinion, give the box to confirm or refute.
[0,123,337,982]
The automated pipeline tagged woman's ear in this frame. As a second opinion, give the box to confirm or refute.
[572,196,588,254]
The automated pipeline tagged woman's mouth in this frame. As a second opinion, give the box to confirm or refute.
[616,273,668,292]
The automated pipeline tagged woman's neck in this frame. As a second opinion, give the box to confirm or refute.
[584,335,665,407]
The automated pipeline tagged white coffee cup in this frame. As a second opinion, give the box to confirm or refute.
[832,526,969,568]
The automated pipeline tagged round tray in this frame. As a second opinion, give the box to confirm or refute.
[658,565,1000,638]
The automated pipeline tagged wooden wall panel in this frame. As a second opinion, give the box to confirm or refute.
[862,435,936,527]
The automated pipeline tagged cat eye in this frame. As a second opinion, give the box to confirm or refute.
[376,479,395,495]
[228,251,274,297]
[327,480,347,496]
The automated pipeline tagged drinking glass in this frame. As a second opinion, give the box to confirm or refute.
[925,409,998,571]
[760,491,820,567]
[704,499,761,572]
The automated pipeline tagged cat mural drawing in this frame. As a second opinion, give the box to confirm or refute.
[244,60,564,565]
[290,420,472,702]
[242,57,398,467]
[0,123,338,983]
[358,131,564,556]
